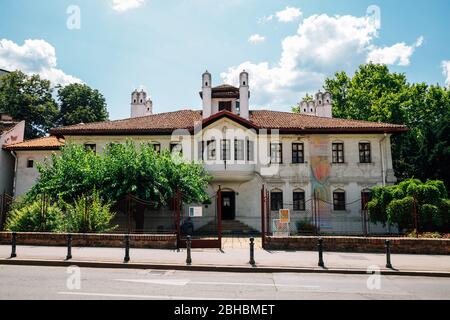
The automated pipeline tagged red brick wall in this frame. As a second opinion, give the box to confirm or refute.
[0,232,177,249]
[265,236,450,255]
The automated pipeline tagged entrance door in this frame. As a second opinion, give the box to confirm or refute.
[221,192,235,220]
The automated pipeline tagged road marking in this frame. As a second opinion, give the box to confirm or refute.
[58,291,238,300]
[114,278,320,289]
[115,279,190,286]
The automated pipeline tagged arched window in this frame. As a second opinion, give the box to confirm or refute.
[293,189,305,211]
[270,189,283,211]
[333,189,346,211]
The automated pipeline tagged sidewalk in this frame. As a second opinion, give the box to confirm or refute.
[1,244,449,276]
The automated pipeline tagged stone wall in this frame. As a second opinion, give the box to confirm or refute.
[0,232,177,249]
[265,236,450,255]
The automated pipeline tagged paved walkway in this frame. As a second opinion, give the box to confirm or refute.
[222,237,262,249]
[1,244,449,273]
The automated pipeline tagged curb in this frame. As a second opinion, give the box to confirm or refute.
[1,258,449,278]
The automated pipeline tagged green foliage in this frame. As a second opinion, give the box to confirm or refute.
[295,218,317,233]
[0,71,58,139]
[57,83,109,126]
[323,63,450,188]
[29,141,212,205]
[63,191,118,233]
[368,179,449,232]
[5,199,66,232]
[0,71,109,139]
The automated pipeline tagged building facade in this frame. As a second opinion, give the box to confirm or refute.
[3,71,407,234]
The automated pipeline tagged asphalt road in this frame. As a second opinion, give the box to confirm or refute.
[0,265,449,300]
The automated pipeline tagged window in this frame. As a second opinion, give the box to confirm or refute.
[207,140,216,160]
[292,143,304,164]
[236,101,240,114]
[27,159,34,168]
[293,191,306,211]
[359,143,371,163]
[333,191,346,211]
[234,139,244,161]
[247,140,254,162]
[84,144,96,153]
[332,143,344,163]
[361,190,372,210]
[218,101,232,112]
[270,143,283,164]
[271,191,283,211]
[152,143,161,153]
[170,143,182,154]
[221,140,231,161]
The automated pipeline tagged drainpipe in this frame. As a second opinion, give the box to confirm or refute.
[9,151,18,197]
[379,133,387,187]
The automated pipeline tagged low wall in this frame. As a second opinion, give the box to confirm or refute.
[265,236,450,255]
[0,232,177,249]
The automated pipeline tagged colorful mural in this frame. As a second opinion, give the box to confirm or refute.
[309,135,332,230]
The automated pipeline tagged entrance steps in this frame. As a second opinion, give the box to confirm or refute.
[196,220,260,236]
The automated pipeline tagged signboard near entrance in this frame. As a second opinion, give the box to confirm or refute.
[189,207,203,217]
[279,209,290,223]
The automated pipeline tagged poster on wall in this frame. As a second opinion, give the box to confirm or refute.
[279,209,290,223]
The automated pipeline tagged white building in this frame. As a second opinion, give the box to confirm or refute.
[3,71,407,235]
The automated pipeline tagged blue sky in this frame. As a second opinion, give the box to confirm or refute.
[1,0,449,120]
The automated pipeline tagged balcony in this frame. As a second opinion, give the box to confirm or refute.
[203,162,256,182]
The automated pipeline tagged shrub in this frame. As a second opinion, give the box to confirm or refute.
[5,199,66,232]
[368,178,449,233]
[296,218,317,233]
[64,192,118,233]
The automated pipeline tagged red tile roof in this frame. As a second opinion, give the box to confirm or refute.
[49,109,407,136]
[3,136,65,151]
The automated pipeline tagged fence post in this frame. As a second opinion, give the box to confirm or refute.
[318,237,324,267]
[186,235,192,265]
[66,234,73,260]
[124,234,130,263]
[249,237,256,266]
[10,232,17,258]
[385,239,393,269]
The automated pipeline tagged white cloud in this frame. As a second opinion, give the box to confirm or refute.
[442,60,450,86]
[258,15,273,24]
[0,39,81,86]
[367,36,424,66]
[276,6,302,22]
[248,34,266,44]
[222,13,422,108]
[112,0,145,12]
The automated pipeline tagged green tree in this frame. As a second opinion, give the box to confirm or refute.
[0,71,58,139]
[29,141,211,205]
[57,83,109,126]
